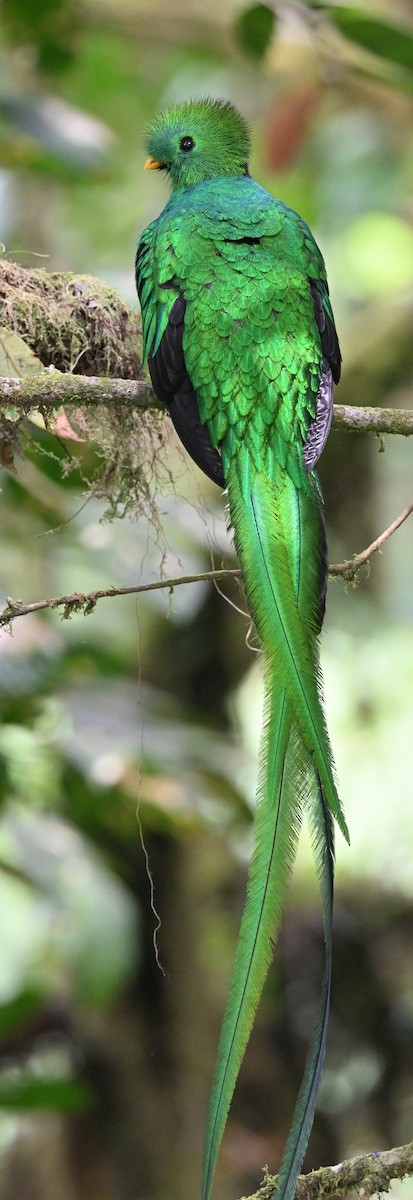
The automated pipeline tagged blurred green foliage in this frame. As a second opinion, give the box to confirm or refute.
[0,1,413,1198]
[236,4,276,60]
[329,7,413,74]
[2,0,81,74]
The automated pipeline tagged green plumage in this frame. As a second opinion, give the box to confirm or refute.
[136,98,349,1200]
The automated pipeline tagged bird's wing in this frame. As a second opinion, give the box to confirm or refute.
[135,222,224,486]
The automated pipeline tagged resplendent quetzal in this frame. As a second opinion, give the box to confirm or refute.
[135,98,349,1200]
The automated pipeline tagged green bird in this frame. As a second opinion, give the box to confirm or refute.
[136,97,349,1200]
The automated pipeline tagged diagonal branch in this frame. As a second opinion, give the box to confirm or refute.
[329,500,413,582]
[243,1139,413,1200]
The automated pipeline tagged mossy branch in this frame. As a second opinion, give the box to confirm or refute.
[0,370,413,437]
[243,1139,413,1200]
[0,370,158,411]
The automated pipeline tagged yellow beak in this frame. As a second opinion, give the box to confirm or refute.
[144,156,162,170]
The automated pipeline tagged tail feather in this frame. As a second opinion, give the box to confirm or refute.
[202,445,343,1200]
[246,472,348,843]
[275,776,334,1200]
[202,687,300,1200]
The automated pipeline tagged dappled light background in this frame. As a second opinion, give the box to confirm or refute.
[0,2,413,1198]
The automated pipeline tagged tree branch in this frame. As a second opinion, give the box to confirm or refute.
[0,370,413,435]
[329,500,413,582]
[243,1140,413,1200]
[0,371,158,411]
[0,570,241,628]
[1,497,412,628]
[332,404,413,437]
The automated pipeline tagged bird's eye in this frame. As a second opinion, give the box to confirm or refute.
[179,136,195,153]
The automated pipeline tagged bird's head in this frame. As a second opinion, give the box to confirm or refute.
[144,98,250,191]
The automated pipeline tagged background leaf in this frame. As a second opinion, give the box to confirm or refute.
[235,3,275,59]
[330,7,413,72]
[0,1075,91,1112]
[0,328,44,377]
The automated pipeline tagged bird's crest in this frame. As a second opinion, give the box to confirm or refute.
[144,97,251,190]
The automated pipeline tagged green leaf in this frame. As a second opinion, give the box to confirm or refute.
[2,0,79,75]
[0,328,44,378]
[330,8,413,72]
[0,990,42,1036]
[235,3,275,60]
[0,723,61,808]
[0,1075,91,1112]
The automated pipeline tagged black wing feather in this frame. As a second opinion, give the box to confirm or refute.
[149,295,225,488]
[309,280,341,384]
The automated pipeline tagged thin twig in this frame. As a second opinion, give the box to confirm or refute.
[329,500,413,582]
[243,1139,413,1200]
[1,503,412,630]
[0,570,241,628]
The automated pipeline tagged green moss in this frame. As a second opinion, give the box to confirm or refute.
[0,261,171,527]
[0,261,142,377]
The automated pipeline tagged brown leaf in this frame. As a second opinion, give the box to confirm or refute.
[265,84,321,172]
[0,435,17,472]
[53,410,86,442]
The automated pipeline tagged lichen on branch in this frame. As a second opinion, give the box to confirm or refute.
[242,1139,413,1200]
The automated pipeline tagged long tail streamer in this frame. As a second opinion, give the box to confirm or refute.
[202,443,346,1200]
